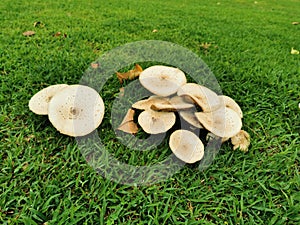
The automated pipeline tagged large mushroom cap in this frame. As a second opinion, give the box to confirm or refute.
[195,107,242,138]
[48,85,105,137]
[139,65,187,97]
[29,84,69,115]
[177,83,221,112]
[219,95,243,118]
[179,111,203,128]
[138,110,176,134]
[169,129,204,163]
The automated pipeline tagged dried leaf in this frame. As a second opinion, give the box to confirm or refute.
[91,63,100,68]
[23,31,35,36]
[231,130,250,152]
[292,22,299,25]
[117,109,138,134]
[54,32,61,37]
[200,42,212,50]
[291,47,299,55]
[33,21,44,27]
[119,87,125,97]
[116,64,143,84]
[152,29,158,33]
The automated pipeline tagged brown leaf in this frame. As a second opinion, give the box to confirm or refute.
[54,32,61,37]
[116,64,143,84]
[91,63,100,68]
[119,87,125,97]
[292,22,299,25]
[23,31,35,36]
[117,109,138,134]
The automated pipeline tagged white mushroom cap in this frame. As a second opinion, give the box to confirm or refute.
[29,84,69,115]
[179,111,203,128]
[151,96,194,112]
[219,95,243,118]
[48,85,105,137]
[195,107,242,138]
[169,129,204,163]
[177,83,221,112]
[137,109,176,134]
[132,96,169,110]
[139,65,187,97]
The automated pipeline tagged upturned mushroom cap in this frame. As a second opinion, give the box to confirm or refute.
[29,84,68,115]
[132,96,169,110]
[179,111,203,128]
[231,130,250,152]
[177,83,221,112]
[195,107,242,138]
[138,109,176,134]
[169,129,204,163]
[117,109,138,134]
[139,65,187,97]
[151,96,194,112]
[219,95,243,118]
[48,85,105,137]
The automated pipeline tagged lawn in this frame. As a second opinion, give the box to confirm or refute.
[0,0,299,224]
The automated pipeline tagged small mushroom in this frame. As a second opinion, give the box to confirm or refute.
[169,129,204,163]
[138,109,176,134]
[29,84,68,115]
[179,111,203,128]
[177,83,221,112]
[139,65,187,97]
[151,96,194,112]
[231,130,250,152]
[48,85,105,137]
[132,96,169,110]
[219,95,243,118]
[195,107,242,138]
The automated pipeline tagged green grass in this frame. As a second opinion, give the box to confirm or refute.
[1,0,299,224]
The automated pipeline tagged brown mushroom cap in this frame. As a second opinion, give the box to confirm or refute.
[48,85,105,137]
[139,65,187,97]
[177,83,221,112]
[132,96,169,110]
[29,84,69,115]
[219,95,243,118]
[137,109,176,134]
[169,129,204,163]
[195,107,242,138]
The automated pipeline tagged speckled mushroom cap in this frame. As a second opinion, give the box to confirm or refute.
[150,96,194,112]
[48,85,105,137]
[29,84,69,115]
[139,65,187,97]
[195,107,242,138]
[137,109,176,134]
[177,83,221,112]
[219,95,243,118]
[132,96,169,110]
[169,129,204,163]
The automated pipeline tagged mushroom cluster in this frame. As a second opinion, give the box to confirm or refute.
[29,84,105,137]
[118,65,250,163]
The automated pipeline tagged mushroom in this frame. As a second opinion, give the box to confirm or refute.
[117,109,138,134]
[150,96,194,112]
[137,109,176,134]
[231,130,250,152]
[177,83,221,112]
[132,96,169,110]
[139,65,187,97]
[219,95,243,118]
[195,107,242,138]
[179,110,203,128]
[169,129,204,163]
[29,84,68,115]
[48,84,105,137]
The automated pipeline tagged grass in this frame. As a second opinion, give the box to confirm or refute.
[0,0,299,224]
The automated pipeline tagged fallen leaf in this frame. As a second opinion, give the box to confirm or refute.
[54,32,61,37]
[292,22,299,25]
[291,47,299,54]
[117,109,138,134]
[152,29,158,33]
[23,31,35,36]
[116,64,143,84]
[91,63,100,68]
[33,21,44,27]
[119,87,125,97]
[200,42,212,50]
